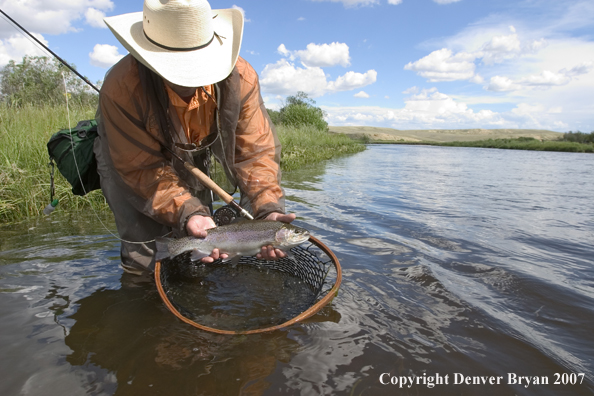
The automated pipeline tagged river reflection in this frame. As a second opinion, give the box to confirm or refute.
[63,274,309,395]
[1,145,594,395]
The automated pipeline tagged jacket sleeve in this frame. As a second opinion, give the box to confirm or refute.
[98,57,209,231]
[233,60,285,219]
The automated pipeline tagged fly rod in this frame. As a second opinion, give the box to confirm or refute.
[0,8,100,93]
[163,146,254,220]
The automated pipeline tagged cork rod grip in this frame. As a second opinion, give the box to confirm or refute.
[184,162,234,205]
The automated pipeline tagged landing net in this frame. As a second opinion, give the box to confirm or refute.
[155,236,341,334]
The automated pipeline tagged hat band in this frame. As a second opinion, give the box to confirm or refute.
[143,30,215,51]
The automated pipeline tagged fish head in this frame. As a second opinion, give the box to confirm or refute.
[275,224,310,248]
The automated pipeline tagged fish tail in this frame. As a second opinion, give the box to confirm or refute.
[154,237,172,262]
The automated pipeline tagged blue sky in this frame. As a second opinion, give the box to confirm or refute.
[0,0,593,132]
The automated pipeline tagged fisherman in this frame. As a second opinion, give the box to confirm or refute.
[94,0,295,275]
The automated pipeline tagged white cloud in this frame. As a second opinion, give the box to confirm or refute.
[277,44,290,57]
[310,0,379,7]
[328,70,377,91]
[563,61,594,77]
[313,0,458,6]
[260,59,376,97]
[278,42,351,68]
[323,88,505,129]
[485,62,593,92]
[476,26,547,65]
[402,86,419,94]
[85,8,107,28]
[0,34,48,67]
[354,91,370,98]
[0,0,114,36]
[485,76,519,92]
[89,44,124,68]
[404,48,477,82]
[405,26,552,83]
[312,0,454,6]
[260,59,331,97]
[232,5,251,22]
[479,28,521,65]
[321,87,575,130]
[521,70,571,87]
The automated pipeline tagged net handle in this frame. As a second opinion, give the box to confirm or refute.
[154,235,342,335]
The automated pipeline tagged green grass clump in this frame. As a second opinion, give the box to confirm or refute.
[0,104,365,223]
[434,137,594,153]
[276,124,366,171]
[0,103,107,223]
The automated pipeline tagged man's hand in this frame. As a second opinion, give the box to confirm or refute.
[256,212,297,260]
[266,212,296,223]
[185,215,228,263]
[186,214,216,238]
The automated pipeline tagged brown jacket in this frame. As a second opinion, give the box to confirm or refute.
[97,55,284,232]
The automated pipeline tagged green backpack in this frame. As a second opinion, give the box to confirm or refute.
[47,119,101,196]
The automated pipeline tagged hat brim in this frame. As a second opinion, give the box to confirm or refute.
[104,9,243,87]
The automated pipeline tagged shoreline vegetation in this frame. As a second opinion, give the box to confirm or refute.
[0,104,364,223]
[329,126,594,153]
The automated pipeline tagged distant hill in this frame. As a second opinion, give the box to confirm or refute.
[328,126,563,143]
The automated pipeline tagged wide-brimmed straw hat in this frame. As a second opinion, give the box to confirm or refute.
[104,0,244,87]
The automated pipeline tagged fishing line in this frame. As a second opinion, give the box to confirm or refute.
[61,72,155,245]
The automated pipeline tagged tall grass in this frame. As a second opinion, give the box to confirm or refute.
[276,124,365,171]
[434,137,594,153]
[0,103,106,223]
[0,104,365,223]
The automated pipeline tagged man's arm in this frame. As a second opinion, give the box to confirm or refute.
[98,57,210,232]
[233,58,285,220]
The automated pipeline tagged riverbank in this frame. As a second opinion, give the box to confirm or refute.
[330,125,593,153]
[329,125,564,143]
[0,104,365,223]
[432,137,593,153]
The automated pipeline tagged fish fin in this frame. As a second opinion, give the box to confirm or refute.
[190,248,210,262]
[154,237,173,262]
[221,255,241,267]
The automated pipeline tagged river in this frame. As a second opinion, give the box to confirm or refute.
[1,145,593,395]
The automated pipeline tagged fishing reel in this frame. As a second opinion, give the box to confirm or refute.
[213,205,240,226]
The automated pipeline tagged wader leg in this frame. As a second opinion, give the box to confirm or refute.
[95,141,169,275]
[102,174,169,274]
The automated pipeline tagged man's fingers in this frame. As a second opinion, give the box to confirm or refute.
[200,249,229,263]
[256,245,288,260]
[265,212,296,223]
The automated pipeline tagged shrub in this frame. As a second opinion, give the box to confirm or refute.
[279,103,328,131]
[272,92,328,131]
[0,56,98,107]
[561,131,594,144]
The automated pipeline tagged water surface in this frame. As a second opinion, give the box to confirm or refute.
[1,145,593,395]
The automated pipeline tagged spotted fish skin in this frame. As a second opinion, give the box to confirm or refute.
[155,220,310,262]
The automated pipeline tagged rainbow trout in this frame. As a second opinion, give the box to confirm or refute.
[155,220,310,262]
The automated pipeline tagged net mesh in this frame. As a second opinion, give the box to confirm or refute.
[155,236,341,334]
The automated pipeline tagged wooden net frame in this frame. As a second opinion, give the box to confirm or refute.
[155,236,342,334]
